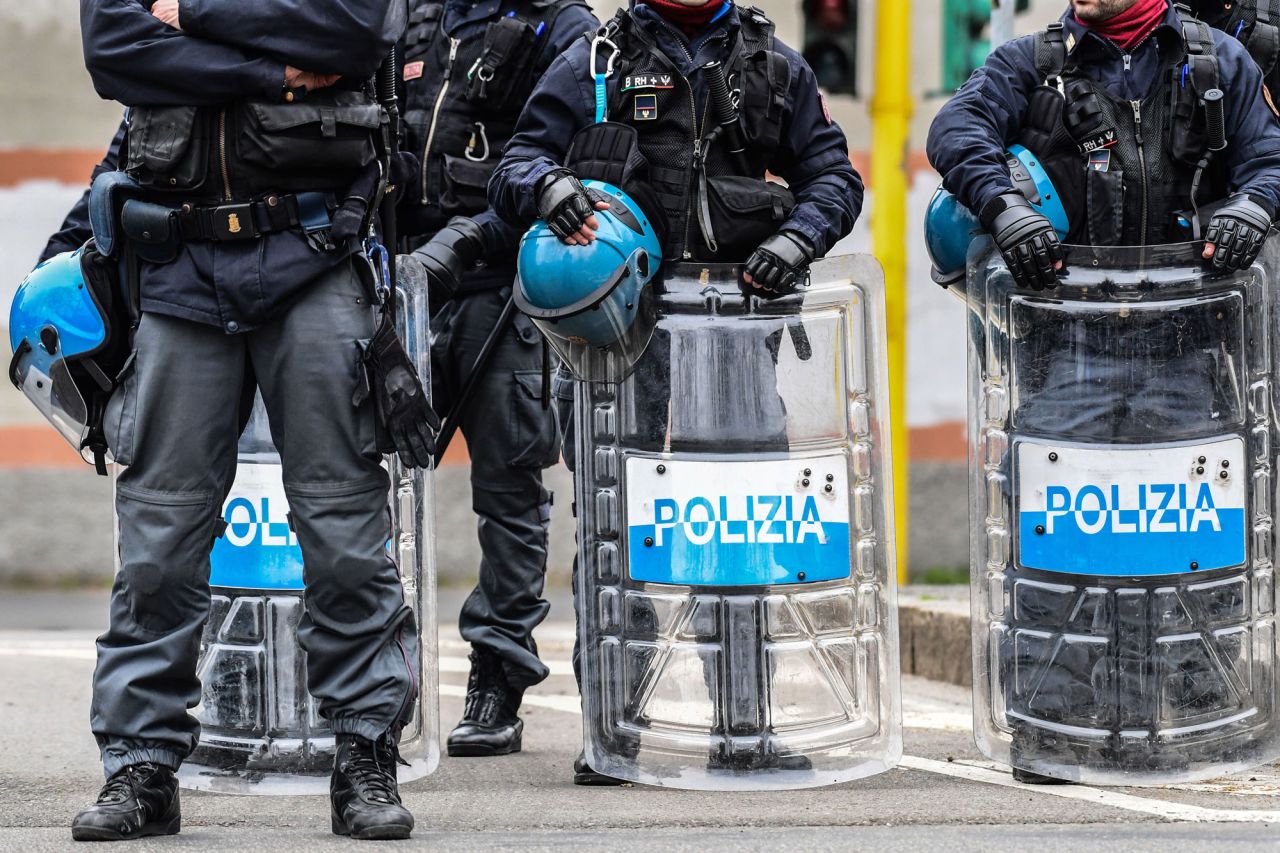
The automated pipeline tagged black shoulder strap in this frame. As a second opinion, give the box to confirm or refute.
[1179,9,1228,151]
[405,0,443,48]
[1034,23,1068,86]
[1248,0,1280,74]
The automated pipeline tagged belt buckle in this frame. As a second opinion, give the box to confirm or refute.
[211,203,258,241]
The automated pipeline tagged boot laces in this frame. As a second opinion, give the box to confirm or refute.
[97,763,157,805]
[344,739,400,805]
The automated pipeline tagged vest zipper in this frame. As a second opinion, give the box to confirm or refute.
[219,108,232,202]
[1123,53,1132,72]
[1131,99,1148,245]
[674,39,709,259]
[422,37,461,204]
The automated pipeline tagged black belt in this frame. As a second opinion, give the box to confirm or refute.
[175,192,335,242]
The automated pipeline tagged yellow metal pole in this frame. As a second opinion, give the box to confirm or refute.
[870,0,912,585]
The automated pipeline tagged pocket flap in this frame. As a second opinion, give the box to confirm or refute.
[246,94,382,133]
[442,154,495,190]
[707,176,796,217]
[513,369,548,400]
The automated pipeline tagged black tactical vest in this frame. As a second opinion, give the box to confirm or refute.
[401,0,590,237]
[1020,14,1231,246]
[121,85,384,203]
[582,7,791,260]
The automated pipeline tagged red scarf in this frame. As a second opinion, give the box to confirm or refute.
[643,0,728,36]
[1077,0,1169,51]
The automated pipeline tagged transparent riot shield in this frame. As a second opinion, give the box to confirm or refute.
[570,258,901,790]
[114,262,440,794]
[964,238,1280,785]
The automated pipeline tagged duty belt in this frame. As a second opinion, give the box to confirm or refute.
[175,192,336,243]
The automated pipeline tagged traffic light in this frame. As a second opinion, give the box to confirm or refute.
[803,0,858,97]
[942,0,1030,91]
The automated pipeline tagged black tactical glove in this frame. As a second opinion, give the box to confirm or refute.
[1205,194,1272,271]
[979,192,1064,290]
[403,216,485,305]
[358,321,440,469]
[743,231,817,297]
[536,169,595,240]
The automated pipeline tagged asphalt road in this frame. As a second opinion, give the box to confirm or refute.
[1,590,1278,851]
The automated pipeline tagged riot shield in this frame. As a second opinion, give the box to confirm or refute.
[964,238,1280,785]
[571,258,901,790]
[113,262,440,794]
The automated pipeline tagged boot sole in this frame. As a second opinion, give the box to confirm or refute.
[72,814,181,842]
[447,740,522,757]
[573,770,626,787]
[332,811,413,840]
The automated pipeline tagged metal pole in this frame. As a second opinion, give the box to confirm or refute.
[871,0,912,585]
[432,295,518,465]
[991,0,1016,48]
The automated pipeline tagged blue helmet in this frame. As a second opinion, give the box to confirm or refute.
[926,145,1070,285]
[9,245,120,466]
[515,180,663,380]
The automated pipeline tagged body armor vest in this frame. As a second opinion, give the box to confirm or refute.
[1022,13,1230,246]
[402,0,589,237]
[581,7,790,261]
[121,85,383,203]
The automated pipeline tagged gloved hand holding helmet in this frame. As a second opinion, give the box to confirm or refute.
[925,145,1070,289]
[979,192,1065,291]
[1203,194,1273,271]
[743,230,816,298]
[399,216,485,306]
[535,169,610,244]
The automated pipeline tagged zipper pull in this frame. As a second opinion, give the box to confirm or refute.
[447,38,460,67]
[1131,100,1142,126]
[1123,53,1132,72]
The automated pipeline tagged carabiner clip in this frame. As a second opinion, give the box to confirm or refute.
[589,32,618,80]
[465,122,490,162]
[365,238,392,303]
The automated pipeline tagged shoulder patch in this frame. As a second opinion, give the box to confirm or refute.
[820,93,832,126]
[1265,83,1280,118]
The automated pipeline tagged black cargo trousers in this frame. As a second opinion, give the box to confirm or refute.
[93,258,418,777]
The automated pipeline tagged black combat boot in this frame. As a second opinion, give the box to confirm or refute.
[447,647,524,756]
[573,751,625,786]
[330,734,415,840]
[71,762,180,842]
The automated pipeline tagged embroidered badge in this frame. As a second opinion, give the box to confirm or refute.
[1076,128,1119,155]
[1088,149,1111,172]
[404,61,425,81]
[1265,82,1280,118]
[820,93,832,126]
[621,74,675,92]
[634,94,658,121]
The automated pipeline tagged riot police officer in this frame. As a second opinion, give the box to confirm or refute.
[927,0,1280,784]
[489,0,863,782]
[395,0,599,760]
[70,0,428,840]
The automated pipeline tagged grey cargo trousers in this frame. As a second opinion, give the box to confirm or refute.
[430,286,560,691]
[93,261,418,777]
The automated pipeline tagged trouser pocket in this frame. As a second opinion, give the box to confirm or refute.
[509,369,560,469]
[104,352,139,467]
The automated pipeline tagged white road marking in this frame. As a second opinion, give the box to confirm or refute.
[899,756,1280,824]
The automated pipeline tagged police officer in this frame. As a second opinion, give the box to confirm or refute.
[928,0,1280,784]
[395,0,599,760]
[71,0,428,840]
[489,0,863,782]
[929,0,1280,289]
[1190,0,1280,97]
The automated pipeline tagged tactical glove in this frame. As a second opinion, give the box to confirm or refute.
[980,192,1064,290]
[743,231,816,297]
[358,321,440,469]
[403,216,485,305]
[1205,195,1272,271]
[536,170,595,240]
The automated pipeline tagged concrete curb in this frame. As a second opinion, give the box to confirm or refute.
[898,589,972,687]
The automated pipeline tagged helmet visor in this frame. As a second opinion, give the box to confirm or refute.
[9,339,95,458]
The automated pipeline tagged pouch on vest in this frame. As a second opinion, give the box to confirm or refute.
[124,106,209,192]
[439,154,493,216]
[738,49,790,151]
[696,175,795,261]
[238,90,382,191]
[466,16,538,110]
[120,200,182,265]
